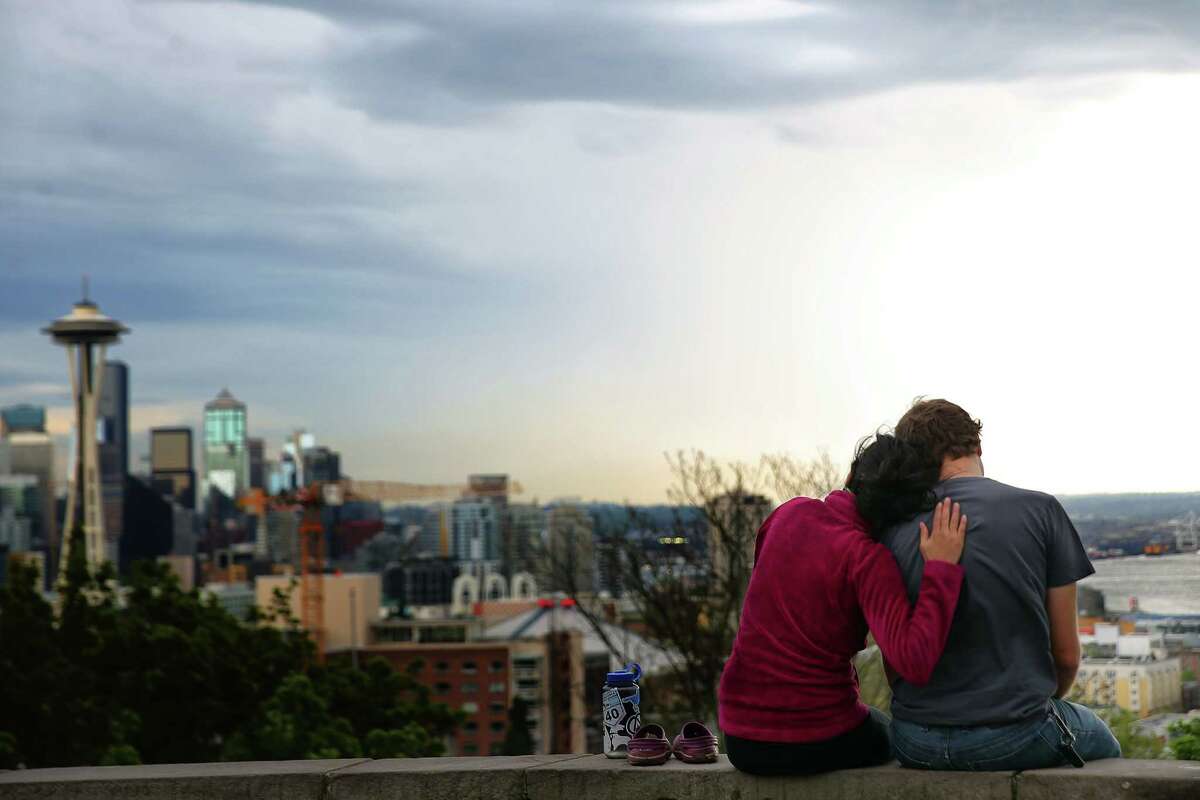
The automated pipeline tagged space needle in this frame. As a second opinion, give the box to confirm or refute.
[43,280,129,577]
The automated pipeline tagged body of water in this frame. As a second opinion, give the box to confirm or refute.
[1080,552,1200,615]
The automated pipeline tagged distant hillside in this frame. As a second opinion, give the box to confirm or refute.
[1056,492,1200,521]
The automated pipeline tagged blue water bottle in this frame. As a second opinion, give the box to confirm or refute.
[602,662,642,757]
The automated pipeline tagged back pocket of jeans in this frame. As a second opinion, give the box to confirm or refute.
[965,724,1061,772]
[892,737,934,769]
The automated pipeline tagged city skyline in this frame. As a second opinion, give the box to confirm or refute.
[7,2,1200,502]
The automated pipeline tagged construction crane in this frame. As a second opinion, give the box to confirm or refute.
[241,476,523,660]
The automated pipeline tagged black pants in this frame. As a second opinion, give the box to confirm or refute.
[726,708,892,776]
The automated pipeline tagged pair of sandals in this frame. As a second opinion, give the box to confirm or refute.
[627,721,720,766]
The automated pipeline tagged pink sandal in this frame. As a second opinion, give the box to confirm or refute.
[672,721,719,763]
[627,723,672,766]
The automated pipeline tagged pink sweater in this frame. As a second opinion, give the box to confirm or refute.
[717,490,963,743]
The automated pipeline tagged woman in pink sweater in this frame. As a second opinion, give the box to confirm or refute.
[718,433,967,775]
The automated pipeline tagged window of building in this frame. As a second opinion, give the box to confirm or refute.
[489,682,506,694]
[461,702,479,714]
[490,660,505,673]
[435,682,451,695]
[490,721,505,733]
[420,626,467,643]
[461,683,479,694]
[462,743,478,756]
[490,702,506,715]
[490,743,504,756]
[435,661,450,674]
[462,661,478,674]
[465,721,478,732]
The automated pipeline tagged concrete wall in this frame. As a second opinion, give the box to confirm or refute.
[2,756,1197,800]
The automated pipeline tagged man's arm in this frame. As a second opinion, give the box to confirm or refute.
[1046,583,1081,698]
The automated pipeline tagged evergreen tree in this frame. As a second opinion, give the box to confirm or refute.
[501,696,534,756]
[0,539,460,767]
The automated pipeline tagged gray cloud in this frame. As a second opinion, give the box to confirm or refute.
[248,0,1200,120]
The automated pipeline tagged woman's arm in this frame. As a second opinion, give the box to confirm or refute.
[854,499,967,686]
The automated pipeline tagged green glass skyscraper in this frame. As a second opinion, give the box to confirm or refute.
[203,388,249,499]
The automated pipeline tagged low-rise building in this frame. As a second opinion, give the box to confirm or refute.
[355,632,586,757]
[256,572,381,653]
[1074,656,1183,717]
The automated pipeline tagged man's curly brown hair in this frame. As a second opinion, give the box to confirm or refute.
[895,398,982,464]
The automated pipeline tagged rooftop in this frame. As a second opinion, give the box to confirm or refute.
[205,388,245,411]
[482,604,675,675]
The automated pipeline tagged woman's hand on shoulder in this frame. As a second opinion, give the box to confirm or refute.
[919,497,967,564]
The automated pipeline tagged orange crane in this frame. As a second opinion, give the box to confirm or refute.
[241,477,522,660]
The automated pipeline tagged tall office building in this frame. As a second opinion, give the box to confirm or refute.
[247,437,265,490]
[150,427,196,509]
[506,503,546,578]
[98,362,129,481]
[452,498,500,563]
[544,503,596,595]
[0,404,46,436]
[0,475,38,552]
[203,389,249,499]
[466,474,510,575]
[0,405,56,552]
[708,491,771,591]
[303,445,340,483]
[119,475,174,574]
[98,361,129,564]
[279,430,314,490]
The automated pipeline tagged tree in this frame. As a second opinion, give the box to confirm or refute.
[1096,708,1166,759]
[1170,717,1200,761]
[222,673,362,760]
[542,450,844,726]
[0,532,460,767]
[312,656,461,757]
[501,697,535,756]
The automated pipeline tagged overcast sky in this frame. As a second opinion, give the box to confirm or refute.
[5,1,1200,502]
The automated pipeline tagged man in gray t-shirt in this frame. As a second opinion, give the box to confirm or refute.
[880,399,1120,771]
[880,476,1093,724]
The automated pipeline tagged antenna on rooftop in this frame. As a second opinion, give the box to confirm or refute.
[82,274,90,303]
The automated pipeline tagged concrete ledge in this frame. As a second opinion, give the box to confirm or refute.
[0,758,368,800]
[526,756,1011,800]
[1015,758,1200,800]
[327,755,589,800]
[0,756,1194,800]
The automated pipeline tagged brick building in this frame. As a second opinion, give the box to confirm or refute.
[360,631,586,756]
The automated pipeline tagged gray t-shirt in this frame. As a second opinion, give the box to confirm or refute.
[879,476,1093,726]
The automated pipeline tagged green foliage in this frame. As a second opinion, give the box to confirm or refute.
[222,673,362,760]
[501,696,534,756]
[1095,708,1166,759]
[1182,669,1196,683]
[312,657,461,757]
[1169,717,1200,761]
[0,537,459,767]
[0,731,19,770]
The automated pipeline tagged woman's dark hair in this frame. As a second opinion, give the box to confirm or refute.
[845,432,940,536]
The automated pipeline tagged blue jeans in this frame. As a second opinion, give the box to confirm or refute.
[891,699,1122,771]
